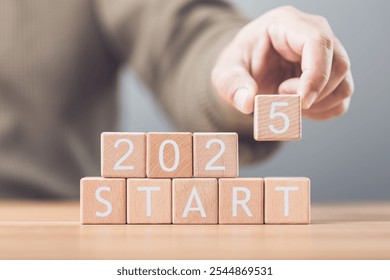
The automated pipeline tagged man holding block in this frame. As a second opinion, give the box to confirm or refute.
[0,2,353,198]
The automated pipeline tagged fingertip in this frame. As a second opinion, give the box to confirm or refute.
[233,88,253,114]
[299,90,318,110]
[304,91,318,109]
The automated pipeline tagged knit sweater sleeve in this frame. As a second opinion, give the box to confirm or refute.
[94,0,281,164]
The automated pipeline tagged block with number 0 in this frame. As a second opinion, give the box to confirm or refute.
[254,95,301,141]
[193,132,238,178]
[147,132,192,178]
[101,132,146,178]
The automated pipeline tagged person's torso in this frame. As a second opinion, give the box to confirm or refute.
[0,0,120,198]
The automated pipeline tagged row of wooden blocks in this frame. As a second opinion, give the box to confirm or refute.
[101,132,239,178]
[80,177,310,225]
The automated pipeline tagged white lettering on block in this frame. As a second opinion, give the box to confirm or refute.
[159,140,180,172]
[275,186,298,216]
[182,187,206,218]
[137,186,161,217]
[232,187,253,217]
[95,186,112,217]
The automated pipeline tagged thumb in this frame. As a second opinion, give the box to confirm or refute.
[212,64,258,114]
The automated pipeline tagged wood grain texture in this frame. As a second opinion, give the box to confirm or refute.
[264,177,310,224]
[127,179,171,224]
[219,178,264,224]
[0,201,389,259]
[101,132,146,178]
[80,177,126,224]
[147,133,192,178]
[193,133,238,178]
[254,94,301,141]
[172,178,218,224]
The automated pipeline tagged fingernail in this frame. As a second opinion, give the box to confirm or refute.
[234,88,249,113]
[303,91,317,109]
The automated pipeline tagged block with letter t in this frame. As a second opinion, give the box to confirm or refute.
[127,178,172,224]
[264,177,310,224]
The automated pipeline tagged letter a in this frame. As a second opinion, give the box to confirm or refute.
[182,187,206,218]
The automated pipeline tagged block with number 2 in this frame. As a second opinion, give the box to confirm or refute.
[101,132,146,178]
[193,132,238,178]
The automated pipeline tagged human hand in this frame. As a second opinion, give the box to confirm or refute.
[212,6,354,120]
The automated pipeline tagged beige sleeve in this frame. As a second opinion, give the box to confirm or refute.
[94,0,281,164]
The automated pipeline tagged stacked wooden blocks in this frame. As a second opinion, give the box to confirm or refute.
[81,95,310,225]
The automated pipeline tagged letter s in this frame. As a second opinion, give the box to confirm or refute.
[95,186,112,217]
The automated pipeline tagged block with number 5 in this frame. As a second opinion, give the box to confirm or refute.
[193,132,238,177]
[254,95,301,141]
[101,132,146,178]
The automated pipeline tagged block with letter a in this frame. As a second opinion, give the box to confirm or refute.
[264,177,310,224]
[127,178,172,224]
[254,94,301,141]
[219,178,264,224]
[80,177,126,224]
[172,178,218,224]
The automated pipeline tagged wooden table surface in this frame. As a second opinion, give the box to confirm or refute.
[0,201,389,260]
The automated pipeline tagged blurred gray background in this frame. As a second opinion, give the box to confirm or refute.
[118,0,390,202]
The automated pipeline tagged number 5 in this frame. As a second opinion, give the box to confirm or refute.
[269,102,290,135]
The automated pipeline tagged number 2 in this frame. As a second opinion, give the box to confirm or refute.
[205,139,225,171]
[113,139,134,170]
[269,102,290,134]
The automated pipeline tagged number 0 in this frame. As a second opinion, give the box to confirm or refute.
[159,140,179,172]
[269,102,290,134]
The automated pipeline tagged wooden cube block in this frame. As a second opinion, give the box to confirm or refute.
[147,133,192,178]
[254,94,301,141]
[127,179,171,224]
[172,178,218,224]
[80,177,126,224]
[219,178,264,224]
[101,132,146,178]
[193,133,238,178]
[264,177,310,224]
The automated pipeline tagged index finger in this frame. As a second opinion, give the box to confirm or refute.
[297,35,334,109]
